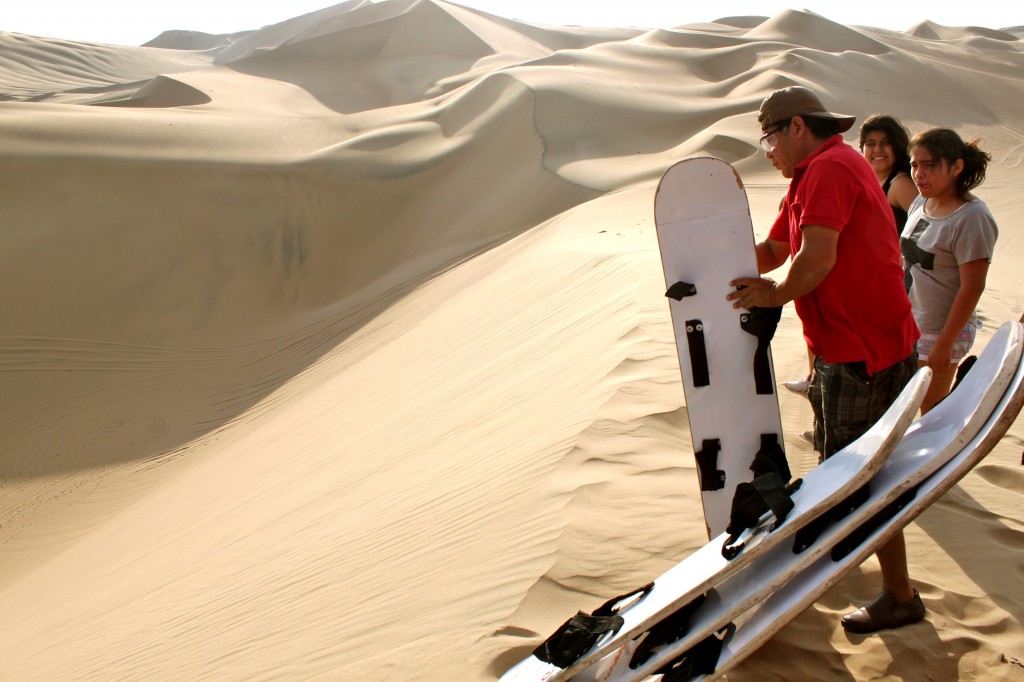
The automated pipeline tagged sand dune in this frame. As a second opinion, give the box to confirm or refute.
[907,20,1022,42]
[0,31,214,102]
[2,1,1024,679]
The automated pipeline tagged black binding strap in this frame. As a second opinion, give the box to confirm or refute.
[739,305,783,395]
[720,432,797,558]
[628,593,708,670]
[830,487,918,561]
[949,355,977,395]
[750,432,792,484]
[655,624,734,681]
[792,482,872,554]
[685,319,710,387]
[722,472,796,560]
[592,582,655,617]
[665,281,698,301]
[532,582,655,668]
[695,438,725,492]
[532,613,623,668]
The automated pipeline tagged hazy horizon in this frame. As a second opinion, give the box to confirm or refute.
[3,0,1021,47]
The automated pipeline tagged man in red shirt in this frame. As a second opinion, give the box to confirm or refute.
[727,86,922,634]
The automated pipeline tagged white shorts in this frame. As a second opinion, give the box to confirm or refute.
[916,320,979,363]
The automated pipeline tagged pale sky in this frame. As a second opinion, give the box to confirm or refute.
[3,0,1020,47]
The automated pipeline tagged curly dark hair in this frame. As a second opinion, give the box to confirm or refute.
[859,114,912,176]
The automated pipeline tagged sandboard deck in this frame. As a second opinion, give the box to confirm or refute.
[655,157,784,539]
[606,320,1023,681]
[499,366,928,682]
[699,326,1024,682]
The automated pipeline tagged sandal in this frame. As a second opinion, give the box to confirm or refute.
[841,589,925,634]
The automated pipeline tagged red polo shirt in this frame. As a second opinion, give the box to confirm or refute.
[768,135,918,375]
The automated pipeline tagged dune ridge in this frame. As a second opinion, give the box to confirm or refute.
[2,1,1024,679]
[0,31,214,101]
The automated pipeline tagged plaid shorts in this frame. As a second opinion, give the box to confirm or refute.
[806,352,918,461]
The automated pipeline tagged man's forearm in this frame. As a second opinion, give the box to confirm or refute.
[772,225,837,304]
[773,255,832,304]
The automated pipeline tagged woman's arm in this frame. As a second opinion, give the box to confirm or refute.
[888,174,919,212]
[927,258,989,368]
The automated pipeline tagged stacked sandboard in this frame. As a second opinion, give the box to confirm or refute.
[501,363,931,682]
[590,319,1024,682]
[502,321,1023,682]
[693,334,1024,682]
[499,157,1024,682]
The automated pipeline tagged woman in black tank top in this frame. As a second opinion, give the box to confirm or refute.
[859,115,918,234]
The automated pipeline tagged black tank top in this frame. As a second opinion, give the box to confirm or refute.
[883,170,909,234]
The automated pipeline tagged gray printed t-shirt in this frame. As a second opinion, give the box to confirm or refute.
[900,195,997,330]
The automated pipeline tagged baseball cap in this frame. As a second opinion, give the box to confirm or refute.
[758,86,856,133]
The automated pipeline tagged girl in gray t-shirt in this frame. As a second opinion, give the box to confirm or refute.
[902,128,997,413]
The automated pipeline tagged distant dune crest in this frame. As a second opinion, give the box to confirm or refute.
[1,1,1017,106]
[907,19,1021,41]
[143,29,252,51]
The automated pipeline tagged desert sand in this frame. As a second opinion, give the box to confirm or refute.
[2,1,1024,679]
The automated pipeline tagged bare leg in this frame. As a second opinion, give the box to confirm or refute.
[842,355,928,631]
[844,528,924,632]
[920,360,957,415]
[867,359,950,610]
[877,532,914,601]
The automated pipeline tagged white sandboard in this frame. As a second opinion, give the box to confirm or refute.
[700,327,1024,682]
[655,157,785,538]
[499,366,928,682]
[605,320,1023,681]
